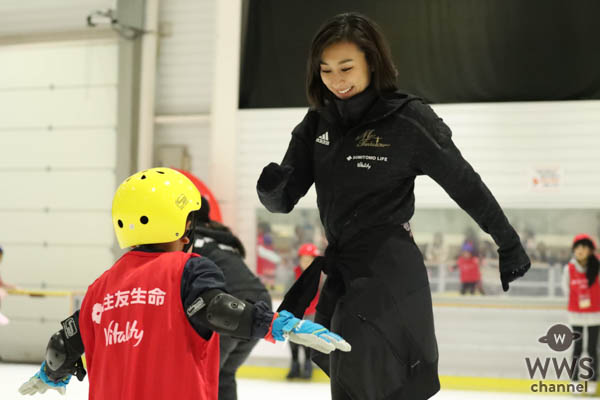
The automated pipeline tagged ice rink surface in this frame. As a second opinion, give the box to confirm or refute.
[0,363,577,400]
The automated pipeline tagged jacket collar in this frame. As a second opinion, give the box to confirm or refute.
[316,89,420,129]
[193,225,245,257]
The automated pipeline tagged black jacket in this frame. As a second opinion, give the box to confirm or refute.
[257,88,530,399]
[192,225,271,304]
[258,88,529,270]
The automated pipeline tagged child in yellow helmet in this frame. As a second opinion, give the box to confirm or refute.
[19,168,350,400]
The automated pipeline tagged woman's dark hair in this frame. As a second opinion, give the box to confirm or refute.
[306,12,398,108]
[586,255,599,287]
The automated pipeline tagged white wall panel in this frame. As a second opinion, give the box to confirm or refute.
[0,10,119,363]
[0,87,116,128]
[0,41,117,89]
[0,129,116,169]
[0,0,114,36]
[155,0,216,114]
[1,245,111,289]
[2,296,73,322]
[155,123,211,183]
[237,101,600,268]
[0,171,114,210]
[0,211,113,245]
[0,40,118,290]
[0,312,73,362]
[417,101,600,208]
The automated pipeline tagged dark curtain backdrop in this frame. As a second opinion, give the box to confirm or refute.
[239,0,600,108]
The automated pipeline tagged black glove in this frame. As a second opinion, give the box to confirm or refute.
[257,162,294,192]
[498,242,531,292]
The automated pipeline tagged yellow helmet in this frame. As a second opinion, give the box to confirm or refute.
[112,167,202,248]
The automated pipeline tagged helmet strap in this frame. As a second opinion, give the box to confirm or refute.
[182,211,199,253]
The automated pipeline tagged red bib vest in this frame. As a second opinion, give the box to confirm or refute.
[79,251,220,400]
[456,256,481,283]
[294,266,319,316]
[567,262,600,313]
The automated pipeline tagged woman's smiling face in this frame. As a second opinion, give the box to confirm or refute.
[319,41,371,100]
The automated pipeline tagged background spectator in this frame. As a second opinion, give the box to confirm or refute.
[452,242,485,295]
[562,234,600,394]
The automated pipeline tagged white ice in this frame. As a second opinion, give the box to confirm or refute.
[0,363,576,400]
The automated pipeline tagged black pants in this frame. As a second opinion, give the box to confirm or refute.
[460,281,484,295]
[219,335,260,400]
[572,325,600,381]
[290,341,311,363]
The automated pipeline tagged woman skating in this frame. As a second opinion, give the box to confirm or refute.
[257,12,530,399]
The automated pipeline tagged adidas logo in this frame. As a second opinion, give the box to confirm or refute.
[316,131,330,146]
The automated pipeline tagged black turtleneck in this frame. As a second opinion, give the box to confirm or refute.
[331,84,378,128]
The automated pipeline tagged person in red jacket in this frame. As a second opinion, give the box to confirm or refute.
[453,242,484,295]
[563,234,600,393]
[287,243,321,379]
[18,168,350,400]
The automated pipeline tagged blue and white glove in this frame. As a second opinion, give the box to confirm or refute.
[270,310,351,354]
[18,361,71,396]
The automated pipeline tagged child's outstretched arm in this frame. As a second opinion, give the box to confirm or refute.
[18,312,86,396]
[183,257,350,353]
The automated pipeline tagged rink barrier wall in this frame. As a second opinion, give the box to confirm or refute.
[1,291,571,385]
[235,365,579,395]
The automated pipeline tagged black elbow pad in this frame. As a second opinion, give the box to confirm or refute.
[44,315,87,382]
[187,289,254,338]
[207,292,247,330]
[46,332,68,374]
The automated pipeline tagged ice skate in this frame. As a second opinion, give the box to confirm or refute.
[286,360,301,379]
[301,360,313,380]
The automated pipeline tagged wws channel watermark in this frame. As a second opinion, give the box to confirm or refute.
[526,324,593,394]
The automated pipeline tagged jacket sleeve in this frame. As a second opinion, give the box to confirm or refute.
[406,100,520,251]
[257,111,315,213]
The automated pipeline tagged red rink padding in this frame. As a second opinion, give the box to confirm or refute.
[174,168,223,223]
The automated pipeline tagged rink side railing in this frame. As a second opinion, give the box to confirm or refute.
[426,261,565,297]
[3,286,575,394]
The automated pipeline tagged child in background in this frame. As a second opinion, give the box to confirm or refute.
[453,242,484,295]
[0,246,16,326]
[287,243,321,379]
[563,234,600,394]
